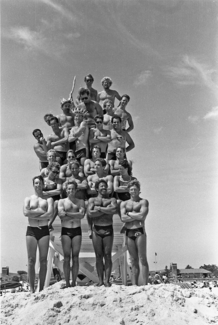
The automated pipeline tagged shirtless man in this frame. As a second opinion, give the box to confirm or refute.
[77,88,103,128]
[44,114,54,126]
[113,95,134,132]
[103,99,114,130]
[46,117,69,165]
[109,147,132,176]
[62,161,88,201]
[87,180,117,286]
[98,76,121,109]
[107,115,135,161]
[33,129,48,170]
[58,180,85,288]
[68,112,89,166]
[57,99,74,130]
[120,180,149,285]
[87,158,113,197]
[23,176,54,292]
[89,115,111,159]
[84,74,98,102]
[84,145,109,177]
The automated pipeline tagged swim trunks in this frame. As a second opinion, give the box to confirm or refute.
[61,227,82,239]
[75,148,87,161]
[40,161,49,169]
[126,227,144,240]
[26,226,49,241]
[93,224,113,238]
[116,192,130,201]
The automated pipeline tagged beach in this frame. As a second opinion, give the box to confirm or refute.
[1,282,218,325]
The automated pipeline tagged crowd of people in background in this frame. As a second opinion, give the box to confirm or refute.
[24,75,149,293]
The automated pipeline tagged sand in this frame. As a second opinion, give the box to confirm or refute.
[1,282,218,325]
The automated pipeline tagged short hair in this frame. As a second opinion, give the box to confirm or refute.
[84,74,94,82]
[94,115,103,122]
[78,87,90,97]
[47,162,60,172]
[47,149,57,158]
[127,179,140,191]
[95,158,106,167]
[103,99,113,108]
[61,99,71,108]
[121,94,130,102]
[32,129,41,137]
[67,149,75,157]
[65,179,78,190]
[120,159,132,176]
[101,76,112,86]
[44,114,53,122]
[95,179,108,191]
[111,115,122,123]
[50,116,59,124]
[116,147,125,154]
[70,161,80,168]
[92,145,101,153]
[32,175,44,186]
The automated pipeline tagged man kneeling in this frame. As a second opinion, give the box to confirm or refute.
[58,180,85,288]
[87,180,117,287]
[120,179,149,285]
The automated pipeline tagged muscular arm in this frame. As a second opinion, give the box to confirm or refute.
[59,165,67,182]
[106,175,113,195]
[33,142,47,160]
[43,183,62,198]
[97,198,117,214]
[77,178,88,190]
[114,176,128,193]
[87,199,102,218]
[84,161,95,177]
[126,113,134,133]
[125,132,135,152]
[109,160,119,176]
[23,197,45,217]
[66,201,85,220]
[120,201,134,223]
[35,198,54,220]
[95,102,103,116]
[128,200,149,221]
[115,90,122,102]
[51,128,69,147]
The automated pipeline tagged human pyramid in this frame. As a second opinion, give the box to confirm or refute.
[24,74,149,293]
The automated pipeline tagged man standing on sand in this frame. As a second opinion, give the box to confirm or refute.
[58,180,85,288]
[32,129,48,170]
[87,180,117,287]
[23,176,54,293]
[120,179,149,285]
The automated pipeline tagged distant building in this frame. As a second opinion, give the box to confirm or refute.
[178,268,211,278]
[2,267,9,275]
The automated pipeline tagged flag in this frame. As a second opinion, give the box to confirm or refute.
[155,252,157,256]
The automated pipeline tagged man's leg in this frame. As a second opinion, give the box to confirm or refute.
[136,234,149,285]
[92,231,104,286]
[38,235,50,291]
[103,234,114,287]
[71,234,82,287]
[26,236,38,293]
[61,235,72,287]
[127,237,139,285]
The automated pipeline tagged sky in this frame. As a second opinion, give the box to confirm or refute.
[1,0,218,273]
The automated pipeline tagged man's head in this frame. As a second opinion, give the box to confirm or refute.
[92,145,101,159]
[49,117,60,131]
[32,129,43,142]
[111,115,122,131]
[120,94,130,107]
[127,179,141,197]
[84,74,94,86]
[70,161,80,175]
[47,162,60,178]
[94,158,106,171]
[44,114,54,126]
[65,180,78,196]
[95,179,108,193]
[78,88,90,103]
[61,99,71,112]
[119,159,132,176]
[94,115,103,129]
[67,149,76,162]
[47,149,57,163]
[74,112,83,125]
[103,99,113,112]
[32,175,44,189]
[101,77,112,89]
[116,147,125,159]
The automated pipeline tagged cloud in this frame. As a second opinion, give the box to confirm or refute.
[164,55,218,97]
[188,115,200,124]
[3,27,46,52]
[203,107,218,121]
[38,0,80,23]
[134,70,152,87]
[153,127,163,134]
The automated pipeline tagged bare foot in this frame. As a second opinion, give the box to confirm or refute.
[95,282,104,287]
[104,282,111,287]
[60,283,70,289]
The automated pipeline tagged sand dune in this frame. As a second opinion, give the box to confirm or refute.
[1,283,218,325]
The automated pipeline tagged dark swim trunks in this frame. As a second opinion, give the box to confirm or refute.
[126,227,144,240]
[61,227,82,239]
[75,148,87,161]
[26,226,49,241]
[93,224,113,238]
[116,192,130,201]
